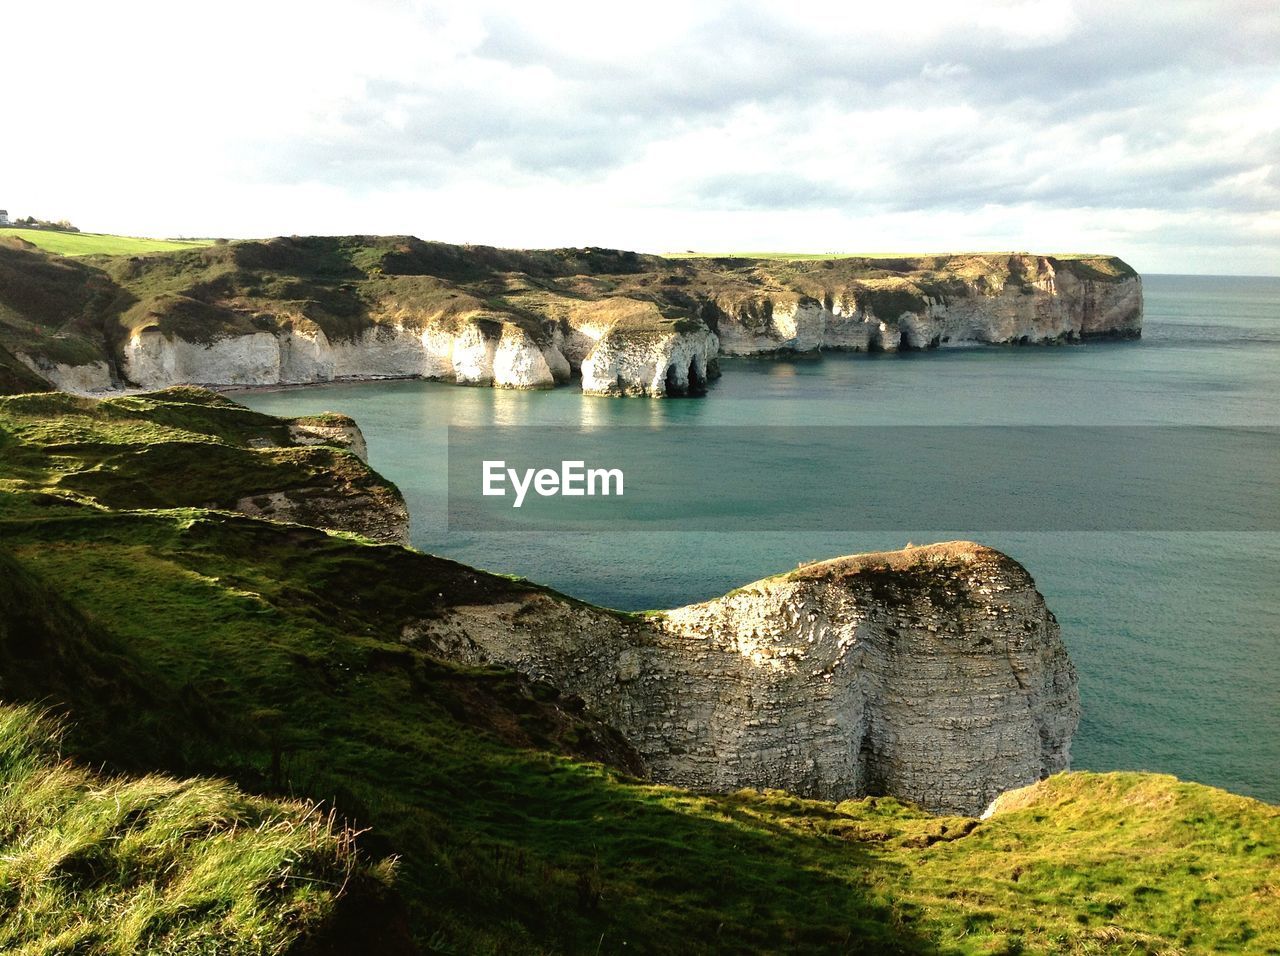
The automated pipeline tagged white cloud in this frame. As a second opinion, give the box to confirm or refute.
[0,0,1275,273]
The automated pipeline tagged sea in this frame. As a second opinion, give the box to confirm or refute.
[237,274,1280,804]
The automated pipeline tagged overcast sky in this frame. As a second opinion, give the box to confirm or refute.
[3,0,1277,274]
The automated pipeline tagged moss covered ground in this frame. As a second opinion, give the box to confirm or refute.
[0,389,1274,953]
[0,387,399,525]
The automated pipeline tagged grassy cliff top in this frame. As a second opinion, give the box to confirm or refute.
[0,234,1140,389]
[0,228,214,257]
[0,387,400,524]
[0,390,1274,953]
[667,249,1139,273]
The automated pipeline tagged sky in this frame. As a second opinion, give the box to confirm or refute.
[2,0,1278,274]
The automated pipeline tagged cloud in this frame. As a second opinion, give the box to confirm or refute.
[0,0,1276,272]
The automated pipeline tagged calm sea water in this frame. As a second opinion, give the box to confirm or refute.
[238,275,1280,803]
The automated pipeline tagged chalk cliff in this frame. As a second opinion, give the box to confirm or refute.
[701,255,1143,354]
[0,237,1142,399]
[407,541,1079,816]
[568,299,720,397]
[120,310,578,391]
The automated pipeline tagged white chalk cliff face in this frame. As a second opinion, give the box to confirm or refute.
[1,238,1145,400]
[578,299,727,396]
[15,354,113,395]
[406,541,1080,816]
[122,319,573,391]
[712,262,1143,355]
[121,301,718,398]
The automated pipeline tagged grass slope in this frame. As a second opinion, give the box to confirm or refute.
[0,703,386,955]
[0,391,1274,953]
[0,228,214,257]
[0,387,400,530]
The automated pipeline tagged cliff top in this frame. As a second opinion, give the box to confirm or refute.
[0,235,1140,391]
[786,539,1003,577]
[0,392,1274,952]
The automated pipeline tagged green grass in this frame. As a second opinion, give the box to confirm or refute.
[0,387,398,526]
[0,390,1274,953]
[0,229,214,257]
[5,509,1278,953]
[0,703,384,955]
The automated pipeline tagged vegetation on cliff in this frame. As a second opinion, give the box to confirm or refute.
[0,387,404,540]
[0,227,213,257]
[0,234,1141,394]
[0,389,1274,953]
[0,703,385,955]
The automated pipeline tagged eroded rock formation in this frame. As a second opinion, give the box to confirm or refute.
[0,237,1142,400]
[703,256,1143,354]
[406,541,1080,816]
[122,320,574,392]
[573,300,720,397]
[234,412,409,545]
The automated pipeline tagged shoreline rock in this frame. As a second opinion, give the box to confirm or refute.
[1,237,1143,399]
[408,541,1080,816]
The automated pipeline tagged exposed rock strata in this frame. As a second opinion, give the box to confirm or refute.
[240,413,408,544]
[119,304,718,398]
[15,354,113,395]
[288,418,369,462]
[122,321,572,392]
[235,485,409,546]
[405,541,1079,816]
[706,258,1143,354]
[574,300,720,397]
[0,237,1143,399]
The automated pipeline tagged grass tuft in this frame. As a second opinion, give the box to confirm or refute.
[0,704,380,956]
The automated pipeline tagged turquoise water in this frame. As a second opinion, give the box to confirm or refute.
[237,275,1280,803]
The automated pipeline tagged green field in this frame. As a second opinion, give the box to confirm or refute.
[0,227,214,257]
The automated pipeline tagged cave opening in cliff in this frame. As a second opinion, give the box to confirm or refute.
[687,359,706,395]
[664,362,683,396]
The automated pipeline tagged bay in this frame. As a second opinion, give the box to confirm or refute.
[238,274,1280,803]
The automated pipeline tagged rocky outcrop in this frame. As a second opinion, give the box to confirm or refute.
[572,300,720,397]
[122,320,573,392]
[288,416,369,462]
[1,237,1144,400]
[239,413,409,544]
[708,257,1143,355]
[235,485,409,545]
[406,541,1079,815]
[15,354,113,394]
[0,388,409,546]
